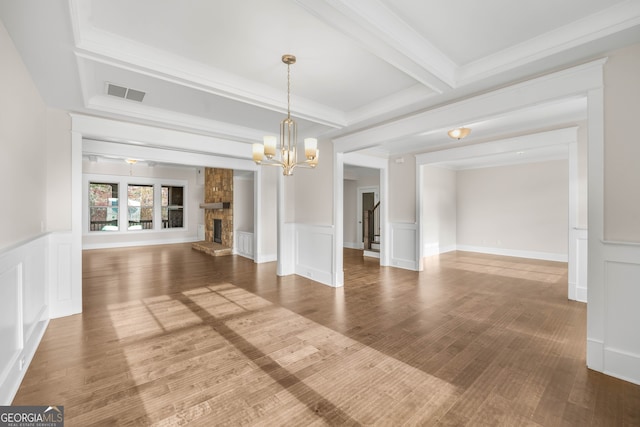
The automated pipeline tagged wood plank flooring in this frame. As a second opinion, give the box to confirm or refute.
[13,244,640,426]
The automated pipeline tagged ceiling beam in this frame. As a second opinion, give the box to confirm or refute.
[333,59,606,153]
[295,0,457,92]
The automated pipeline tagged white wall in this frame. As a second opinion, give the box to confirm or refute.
[604,43,640,242]
[0,21,48,250]
[258,167,278,260]
[81,160,201,248]
[233,172,254,232]
[46,109,72,231]
[422,166,457,255]
[0,21,69,404]
[343,180,358,247]
[585,42,640,385]
[457,160,568,259]
[293,139,333,225]
[577,123,588,229]
[389,156,415,223]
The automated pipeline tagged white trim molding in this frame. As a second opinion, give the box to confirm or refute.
[390,222,419,271]
[0,232,79,404]
[590,240,640,385]
[569,228,588,302]
[456,245,567,263]
[294,224,336,287]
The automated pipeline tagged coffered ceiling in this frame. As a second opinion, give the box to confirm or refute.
[2,0,640,161]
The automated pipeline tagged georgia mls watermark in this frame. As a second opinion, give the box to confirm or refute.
[0,406,64,427]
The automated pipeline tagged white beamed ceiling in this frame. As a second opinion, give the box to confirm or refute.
[1,0,640,161]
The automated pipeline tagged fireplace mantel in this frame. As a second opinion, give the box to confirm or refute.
[199,202,231,210]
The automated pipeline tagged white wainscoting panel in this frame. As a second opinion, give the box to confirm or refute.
[49,232,82,318]
[294,224,335,287]
[0,235,50,405]
[390,223,418,271]
[235,231,254,260]
[278,223,296,276]
[601,241,640,385]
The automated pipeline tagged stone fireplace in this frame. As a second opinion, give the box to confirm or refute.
[192,167,233,256]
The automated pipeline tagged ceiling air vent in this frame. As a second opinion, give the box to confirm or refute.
[106,82,146,102]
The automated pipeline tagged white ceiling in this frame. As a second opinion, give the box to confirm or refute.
[1,0,640,166]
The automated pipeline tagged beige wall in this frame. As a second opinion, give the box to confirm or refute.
[457,160,568,255]
[343,180,358,245]
[577,122,588,229]
[422,166,457,252]
[293,138,333,224]
[233,174,254,232]
[604,43,640,242]
[0,21,48,250]
[46,108,72,231]
[259,166,278,256]
[389,156,415,223]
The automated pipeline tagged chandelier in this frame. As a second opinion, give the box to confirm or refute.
[252,54,318,176]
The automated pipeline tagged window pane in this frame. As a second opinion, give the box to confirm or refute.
[89,183,118,231]
[128,185,154,230]
[162,186,184,229]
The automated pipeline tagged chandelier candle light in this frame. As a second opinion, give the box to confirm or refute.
[252,54,319,176]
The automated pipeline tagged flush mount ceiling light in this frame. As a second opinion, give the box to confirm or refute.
[447,127,471,140]
[125,159,138,165]
[252,54,319,176]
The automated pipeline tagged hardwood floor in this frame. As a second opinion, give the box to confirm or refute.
[14,244,640,426]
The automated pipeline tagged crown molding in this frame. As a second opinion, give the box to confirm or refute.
[85,95,266,144]
[70,114,251,161]
[82,138,256,171]
[68,0,346,129]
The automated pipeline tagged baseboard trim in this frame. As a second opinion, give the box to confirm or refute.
[424,243,457,256]
[255,253,277,263]
[0,319,49,405]
[363,250,380,259]
[587,338,604,372]
[576,286,587,303]
[456,245,567,262]
[83,236,200,250]
[604,347,640,386]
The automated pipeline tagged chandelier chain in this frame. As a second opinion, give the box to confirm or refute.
[287,62,291,119]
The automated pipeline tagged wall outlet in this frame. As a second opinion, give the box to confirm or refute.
[19,357,25,371]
